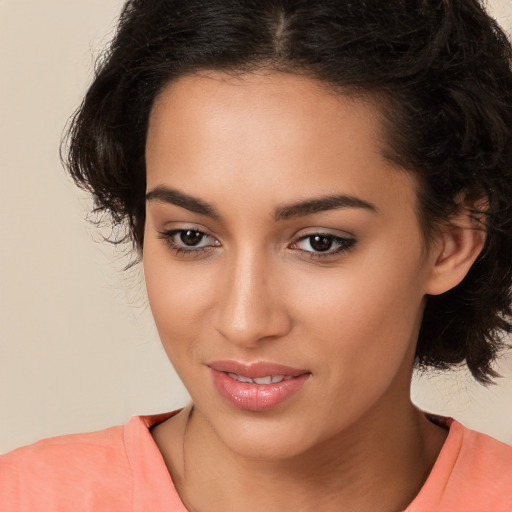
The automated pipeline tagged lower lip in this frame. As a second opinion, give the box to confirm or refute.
[210,370,310,411]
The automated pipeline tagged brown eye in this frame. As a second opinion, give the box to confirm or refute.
[180,230,205,246]
[309,235,334,252]
[292,232,356,258]
[157,228,220,256]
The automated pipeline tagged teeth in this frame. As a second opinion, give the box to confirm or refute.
[253,376,272,385]
[228,372,253,383]
[227,373,289,384]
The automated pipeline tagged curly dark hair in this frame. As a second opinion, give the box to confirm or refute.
[64,0,512,384]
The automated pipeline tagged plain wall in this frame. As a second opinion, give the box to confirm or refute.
[1,0,511,454]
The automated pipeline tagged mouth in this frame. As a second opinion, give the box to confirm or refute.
[207,360,311,411]
[226,373,295,385]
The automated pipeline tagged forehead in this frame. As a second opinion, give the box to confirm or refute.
[145,70,417,218]
[148,70,385,155]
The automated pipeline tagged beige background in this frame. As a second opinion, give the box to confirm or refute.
[1,0,511,454]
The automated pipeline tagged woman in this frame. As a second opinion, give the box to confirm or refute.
[2,0,512,510]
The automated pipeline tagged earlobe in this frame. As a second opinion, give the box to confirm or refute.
[425,211,486,296]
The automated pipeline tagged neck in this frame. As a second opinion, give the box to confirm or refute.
[166,397,447,512]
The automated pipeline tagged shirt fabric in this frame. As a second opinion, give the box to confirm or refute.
[1,411,511,512]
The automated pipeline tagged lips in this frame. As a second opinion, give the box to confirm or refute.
[208,360,311,411]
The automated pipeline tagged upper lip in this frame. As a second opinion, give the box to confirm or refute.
[207,360,310,378]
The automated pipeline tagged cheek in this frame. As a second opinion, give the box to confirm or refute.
[143,244,217,358]
[290,249,426,376]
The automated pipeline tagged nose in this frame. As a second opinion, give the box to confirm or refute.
[214,251,292,348]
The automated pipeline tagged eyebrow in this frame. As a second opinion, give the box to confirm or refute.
[275,195,377,220]
[146,186,221,218]
[146,185,377,220]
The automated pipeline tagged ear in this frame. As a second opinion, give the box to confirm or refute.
[425,203,487,296]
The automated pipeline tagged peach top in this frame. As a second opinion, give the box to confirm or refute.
[1,412,511,511]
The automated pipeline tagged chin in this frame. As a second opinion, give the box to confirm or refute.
[206,409,324,461]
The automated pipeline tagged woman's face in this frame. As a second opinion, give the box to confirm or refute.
[143,71,440,459]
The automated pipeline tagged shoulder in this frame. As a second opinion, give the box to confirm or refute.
[0,423,131,512]
[449,420,512,487]
[1,421,129,475]
[0,412,184,512]
[408,419,512,512]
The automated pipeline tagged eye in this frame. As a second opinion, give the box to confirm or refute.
[176,229,211,247]
[157,228,220,257]
[291,233,356,258]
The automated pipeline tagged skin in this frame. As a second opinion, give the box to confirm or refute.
[143,71,485,512]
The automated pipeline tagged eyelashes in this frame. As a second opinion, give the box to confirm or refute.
[291,233,356,258]
[157,228,220,258]
[157,228,356,260]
